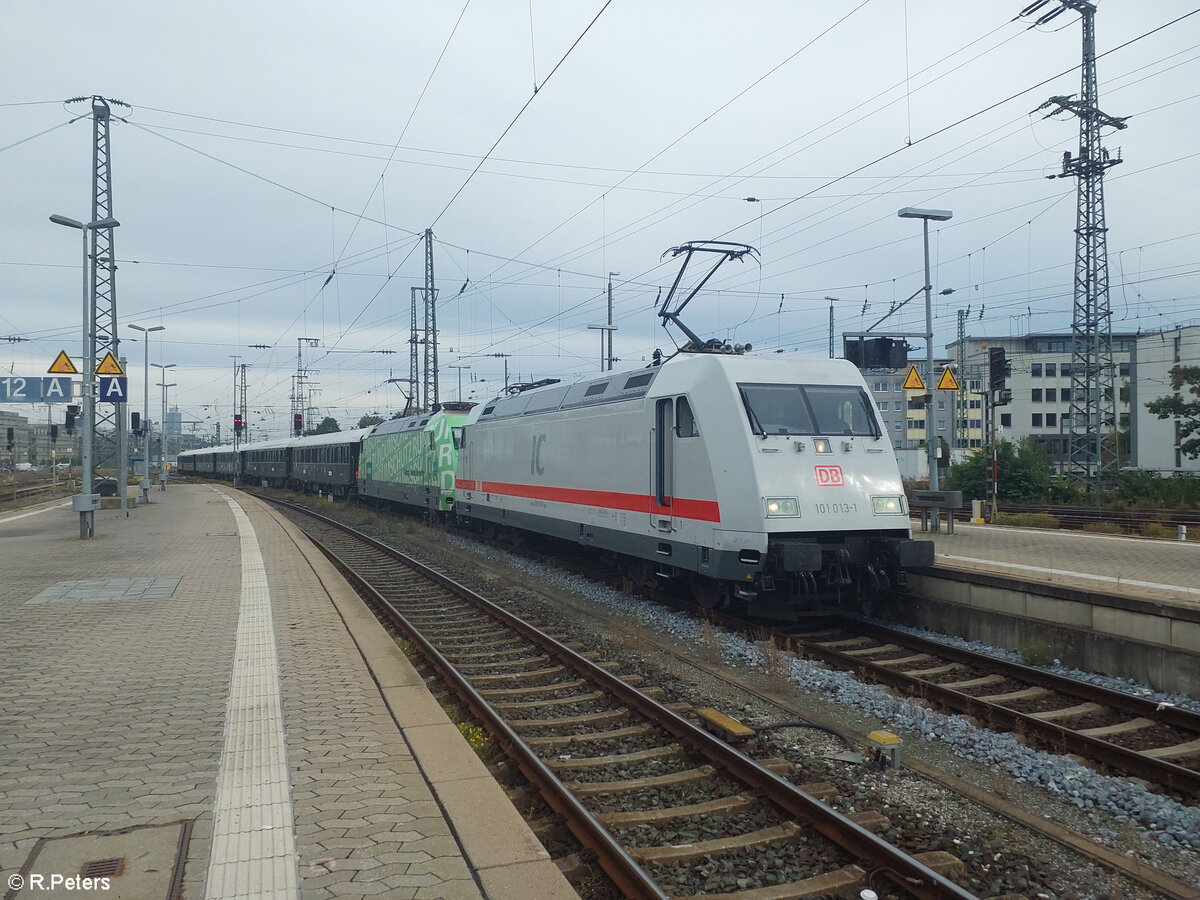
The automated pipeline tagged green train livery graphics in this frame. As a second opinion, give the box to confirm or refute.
[359,406,470,513]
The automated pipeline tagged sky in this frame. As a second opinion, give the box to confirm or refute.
[2,1,1198,440]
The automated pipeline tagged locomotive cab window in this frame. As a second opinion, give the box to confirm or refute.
[738,383,880,438]
[675,397,697,437]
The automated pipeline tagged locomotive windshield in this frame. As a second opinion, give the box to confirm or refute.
[738,383,880,437]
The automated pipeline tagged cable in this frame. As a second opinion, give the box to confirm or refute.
[428,0,612,228]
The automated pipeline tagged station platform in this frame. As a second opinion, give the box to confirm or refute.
[915,519,1200,609]
[0,485,574,899]
[906,519,1199,696]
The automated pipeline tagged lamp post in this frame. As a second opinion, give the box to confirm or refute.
[448,364,471,402]
[128,324,164,504]
[587,324,617,372]
[824,296,838,358]
[153,362,176,490]
[50,213,120,539]
[898,206,952,491]
[606,272,620,371]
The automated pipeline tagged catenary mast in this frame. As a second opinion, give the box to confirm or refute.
[1025,0,1127,486]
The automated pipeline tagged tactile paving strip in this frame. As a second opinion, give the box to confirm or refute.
[204,492,299,900]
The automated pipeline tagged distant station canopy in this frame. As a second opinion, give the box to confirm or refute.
[843,337,908,370]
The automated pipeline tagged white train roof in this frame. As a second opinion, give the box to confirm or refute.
[178,443,239,457]
[288,427,376,448]
[471,351,866,423]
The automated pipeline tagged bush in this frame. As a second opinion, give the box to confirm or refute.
[1081,521,1123,535]
[1020,644,1054,668]
[992,512,1059,529]
[1141,522,1175,539]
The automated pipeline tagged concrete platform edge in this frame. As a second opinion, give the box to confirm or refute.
[254,497,578,899]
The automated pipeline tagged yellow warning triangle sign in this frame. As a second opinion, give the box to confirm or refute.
[95,352,125,376]
[48,350,79,374]
[902,365,925,391]
[936,367,960,391]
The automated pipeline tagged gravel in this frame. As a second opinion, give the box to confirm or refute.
[886,621,1200,716]
[448,532,1200,854]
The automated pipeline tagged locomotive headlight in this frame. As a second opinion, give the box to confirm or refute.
[872,495,905,515]
[812,438,832,454]
[765,497,799,517]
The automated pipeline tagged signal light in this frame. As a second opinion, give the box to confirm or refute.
[293,413,303,436]
[131,412,141,435]
[5,427,12,451]
[233,414,244,435]
[988,347,1009,392]
[50,424,59,444]
[65,405,80,435]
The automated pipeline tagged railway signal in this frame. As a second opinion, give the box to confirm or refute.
[65,405,79,435]
[131,412,141,436]
[233,413,244,435]
[988,347,1010,391]
[293,413,303,436]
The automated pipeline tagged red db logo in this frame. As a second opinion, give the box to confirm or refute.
[814,465,844,486]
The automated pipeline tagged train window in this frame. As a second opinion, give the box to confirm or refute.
[675,397,697,437]
[584,382,609,397]
[738,383,880,438]
[624,372,653,389]
[452,427,464,450]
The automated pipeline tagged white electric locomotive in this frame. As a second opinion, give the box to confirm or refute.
[455,348,932,613]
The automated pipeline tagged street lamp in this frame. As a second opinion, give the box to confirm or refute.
[898,206,952,491]
[51,213,120,539]
[606,272,620,371]
[824,296,839,359]
[128,324,164,504]
[587,324,617,372]
[448,364,471,402]
[153,362,176,490]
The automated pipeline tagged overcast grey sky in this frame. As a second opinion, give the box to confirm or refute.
[2,1,1197,438]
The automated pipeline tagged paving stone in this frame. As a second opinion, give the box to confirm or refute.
[1,488,553,900]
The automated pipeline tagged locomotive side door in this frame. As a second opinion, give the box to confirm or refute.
[653,398,675,532]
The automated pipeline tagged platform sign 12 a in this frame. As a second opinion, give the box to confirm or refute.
[0,376,74,402]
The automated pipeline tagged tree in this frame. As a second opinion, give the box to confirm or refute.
[1146,365,1200,459]
[357,414,384,429]
[943,437,1060,504]
[305,416,341,436]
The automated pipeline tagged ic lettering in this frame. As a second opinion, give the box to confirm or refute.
[530,433,546,476]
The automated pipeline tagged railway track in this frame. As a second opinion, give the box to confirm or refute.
[273,499,978,899]
[962,504,1198,535]
[0,477,62,505]
[453,521,1200,804]
[700,613,1200,803]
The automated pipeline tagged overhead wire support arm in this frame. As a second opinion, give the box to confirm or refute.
[657,241,758,348]
[867,285,926,332]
